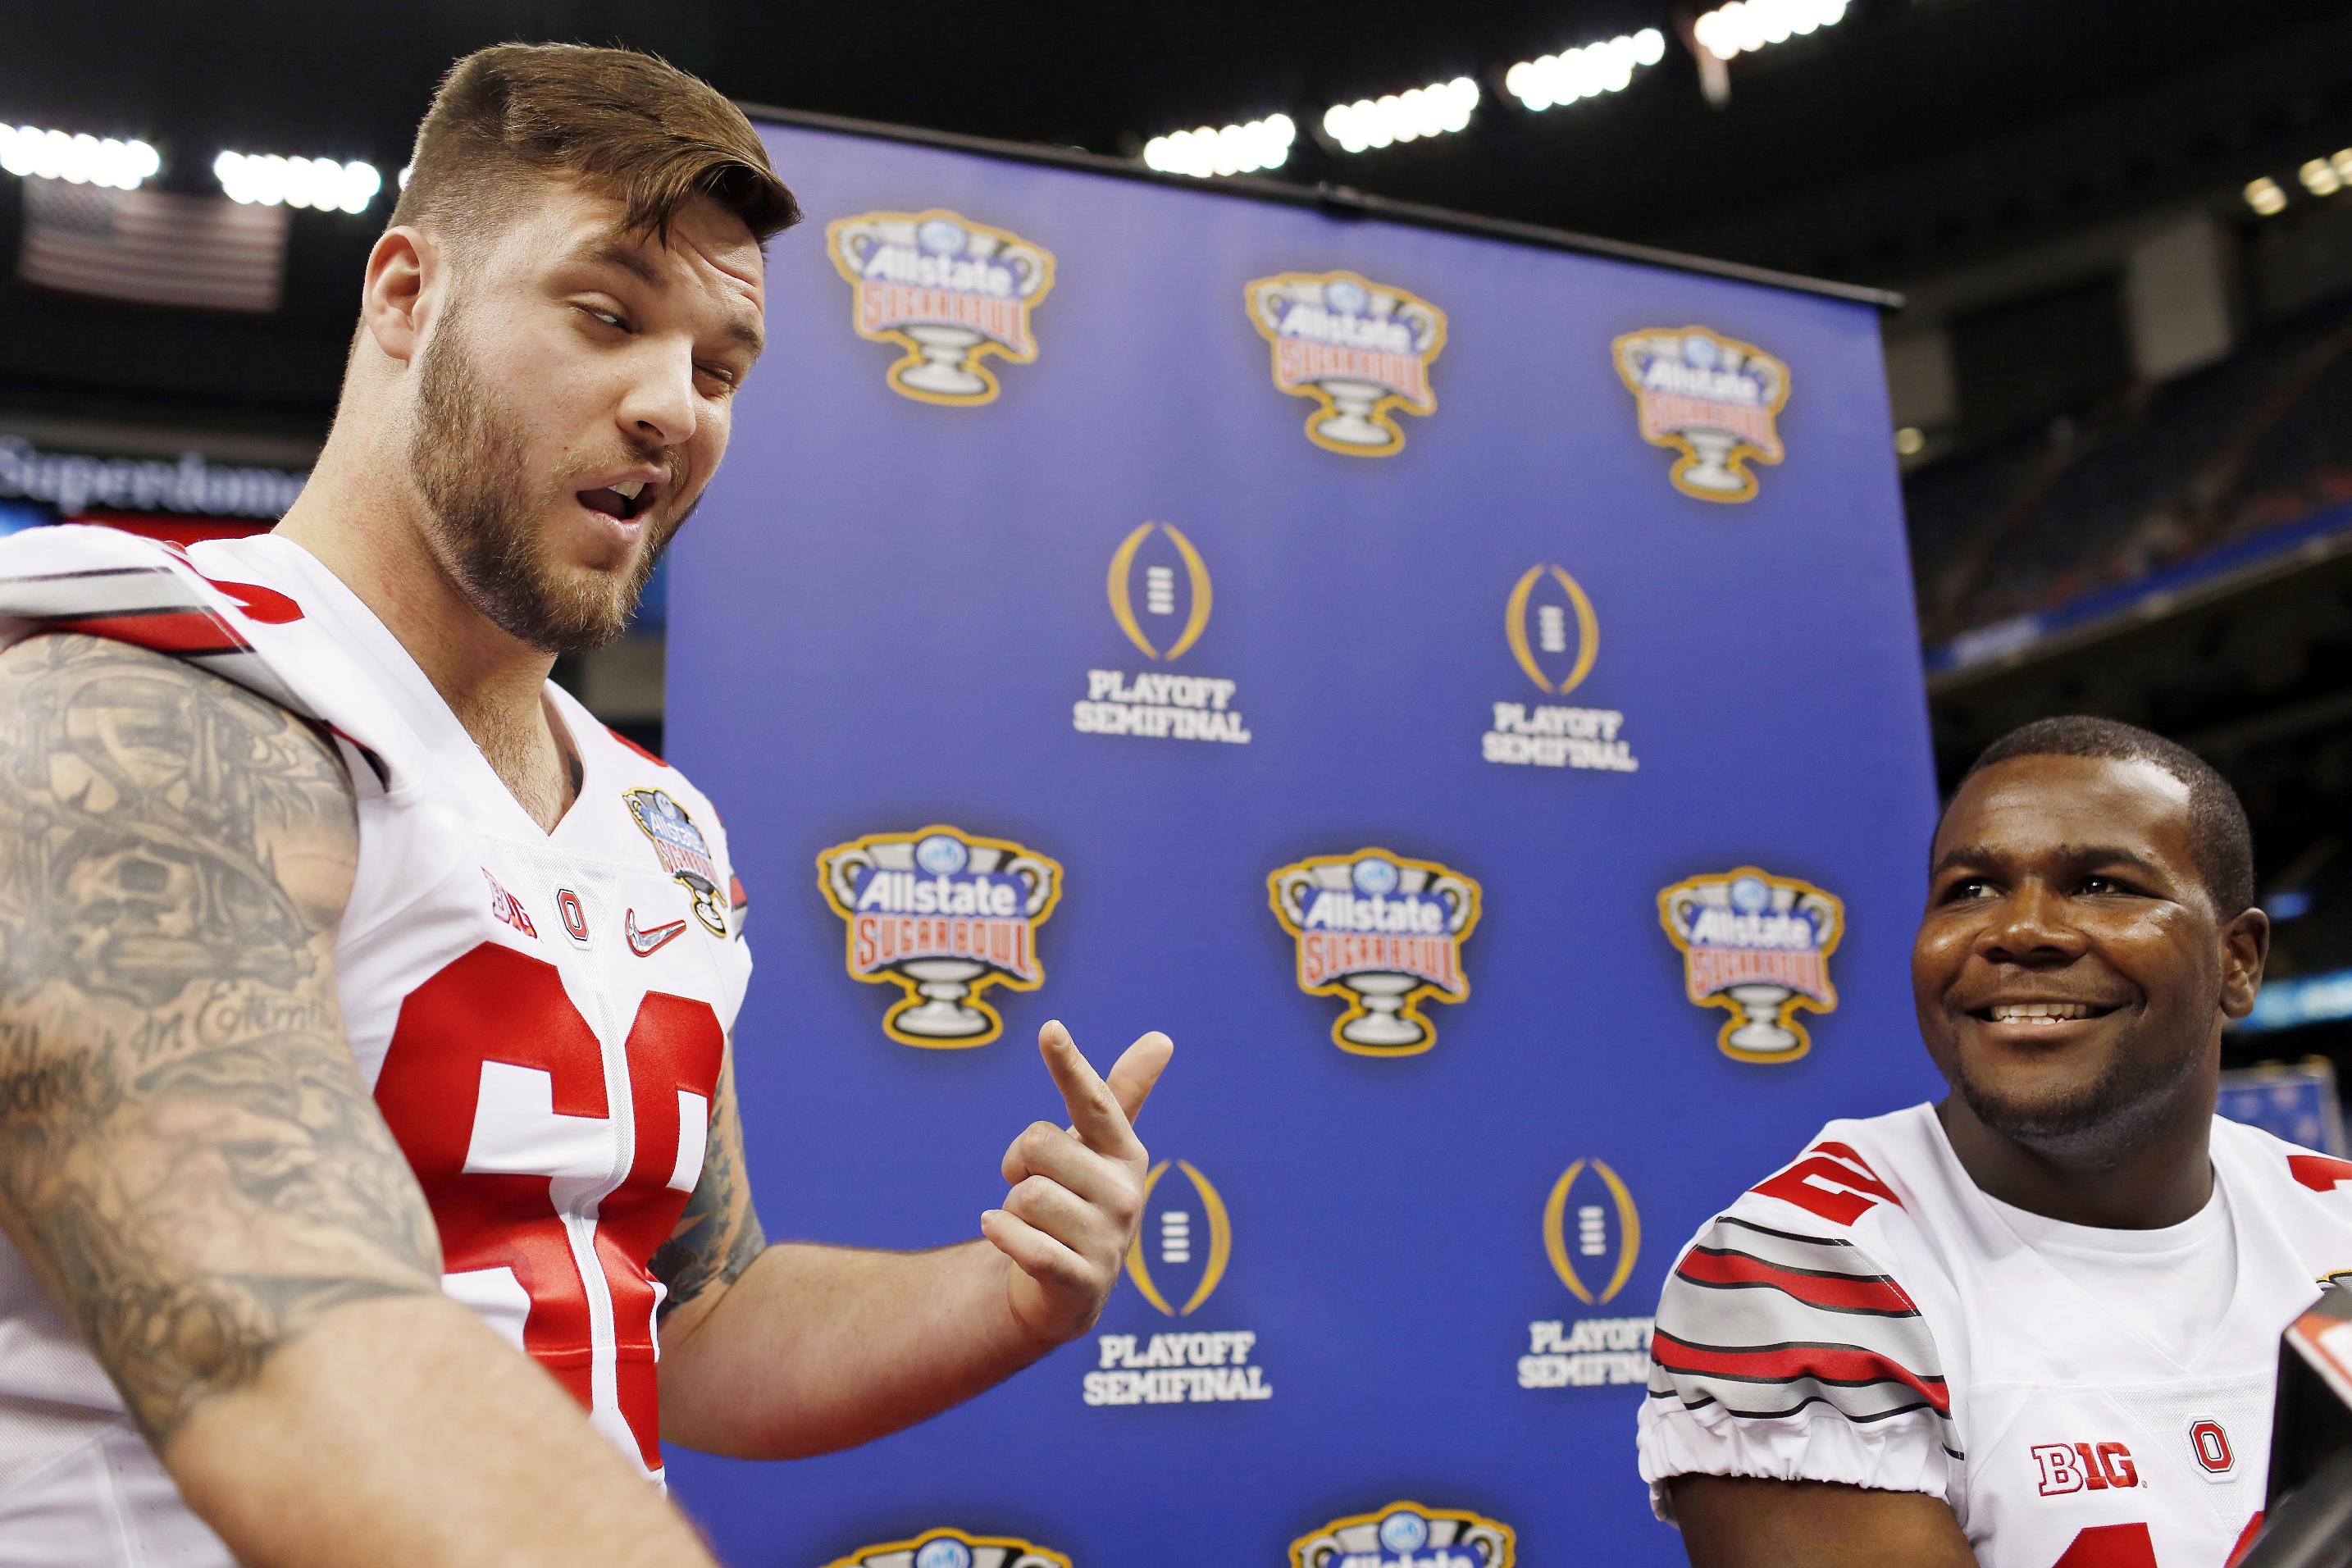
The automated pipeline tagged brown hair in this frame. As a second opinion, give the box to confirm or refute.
[390,43,800,257]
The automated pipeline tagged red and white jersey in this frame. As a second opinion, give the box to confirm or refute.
[0,526,753,1562]
[1637,1101,2352,1568]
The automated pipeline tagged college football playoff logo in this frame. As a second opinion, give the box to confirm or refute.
[1291,1502,1516,1568]
[1268,848,1480,1056]
[1246,270,1447,455]
[1107,521,1211,661]
[1125,1160,1233,1317]
[1543,1158,1640,1306]
[1657,867,1843,1062]
[1614,326,1789,502]
[1504,563,1598,696]
[827,209,1055,406]
[816,826,1062,1047]
[818,1529,1070,1568]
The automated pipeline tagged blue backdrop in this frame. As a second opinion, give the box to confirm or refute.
[663,114,1942,1567]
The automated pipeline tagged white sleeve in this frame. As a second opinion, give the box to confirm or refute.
[1634,1212,1962,1521]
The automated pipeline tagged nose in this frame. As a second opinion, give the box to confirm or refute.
[617,339,697,453]
[1976,878,2087,965]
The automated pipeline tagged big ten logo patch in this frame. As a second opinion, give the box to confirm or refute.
[1086,1158,1274,1408]
[1658,868,1844,1063]
[818,1528,1072,1568]
[815,827,1062,1047]
[1268,848,1481,1056]
[1483,563,1638,774]
[826,210,1055,407]
[1613,326,1790,502]
[1290,1502,1516,1568]
[1245,270,1447,456]
[1073,522,1251,745]
[2032,1442,2141,1496]
[1521,1158,1653,1390]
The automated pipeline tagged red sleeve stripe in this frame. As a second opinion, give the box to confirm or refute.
[1676,1247,1924,1316]
[51,609,248,658]
[1650,1330,1951,1415]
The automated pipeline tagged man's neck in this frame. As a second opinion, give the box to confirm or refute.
[1933,1067,2218,1230]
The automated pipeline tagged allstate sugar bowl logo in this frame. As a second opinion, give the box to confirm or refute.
[818,1528,1070,1568]
[1246,270,1447,456]
[1482,563,1638,774]
[816,826,1062,1047]
[1087,1158,1274,1407]
[1073,522,1251,745]
[622,787,730,936]
[1657,867,1844,1063]
[1269,849,1480,1056]
[1614,326,1790,502]
[827,209,1055,406]
[1290,1502,1516,1568]
[1521,1158,1654,1391]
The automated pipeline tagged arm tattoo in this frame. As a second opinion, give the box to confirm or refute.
[0,633,442,1446]
[650,1046,766,1324]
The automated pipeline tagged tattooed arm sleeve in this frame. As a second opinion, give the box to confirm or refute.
[649,1041,767,1337]
[0,632,444,1447]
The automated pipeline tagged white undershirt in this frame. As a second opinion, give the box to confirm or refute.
[1983,1175,2238,1365]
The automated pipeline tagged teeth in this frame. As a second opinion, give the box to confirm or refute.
[1990,1002,2098,1023]
[612,480,645,500]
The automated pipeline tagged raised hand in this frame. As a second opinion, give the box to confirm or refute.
[980,1020,1174,1347]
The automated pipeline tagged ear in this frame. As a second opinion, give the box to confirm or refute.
[358,226,435,367]
[2218,906,2271,1021]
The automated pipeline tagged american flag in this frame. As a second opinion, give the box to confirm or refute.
[19,177,289,313]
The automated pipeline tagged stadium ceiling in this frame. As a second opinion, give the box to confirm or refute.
[6,0,2350,445]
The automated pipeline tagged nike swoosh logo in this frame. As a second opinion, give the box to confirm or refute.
[626,910,689,956]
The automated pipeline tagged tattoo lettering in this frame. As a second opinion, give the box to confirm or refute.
[0,634,441,1444]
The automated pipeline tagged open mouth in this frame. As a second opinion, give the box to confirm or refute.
[1969,1001,2122,1026]
[577,478,658,522]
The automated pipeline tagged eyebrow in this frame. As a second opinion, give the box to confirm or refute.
[574,239,766,358]
[1929,843,2169,880]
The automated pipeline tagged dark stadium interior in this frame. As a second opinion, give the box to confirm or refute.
[11,0,2352,1103]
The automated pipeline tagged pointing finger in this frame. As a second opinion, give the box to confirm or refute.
[1038,1020,1141,1158]
[1105,1032,1174,1126]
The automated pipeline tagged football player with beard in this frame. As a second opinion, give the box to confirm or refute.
[1639,717,2352,1567]
[0,43,1169,1567]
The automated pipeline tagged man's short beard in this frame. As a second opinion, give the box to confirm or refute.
[1950,1023,2207,1165]
[408,299,681,656]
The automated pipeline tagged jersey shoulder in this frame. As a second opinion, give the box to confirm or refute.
[567,695,749,936]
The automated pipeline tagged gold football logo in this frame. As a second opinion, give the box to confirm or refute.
[1124,1159,1233,1317]
[1543,1158,1641,1306]
[1503,563,1599,695]
[1106,522,1212,661]
[827,209,1056,407]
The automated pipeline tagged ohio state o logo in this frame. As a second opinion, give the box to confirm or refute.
[2189,1419,2234,1476]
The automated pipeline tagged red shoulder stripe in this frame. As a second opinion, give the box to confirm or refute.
[1675,1249,1922,1315]
[52,609,248,658]
[608,726,665,766]
[2290,1154,2352,1193]
[1649,1330,1951,1415]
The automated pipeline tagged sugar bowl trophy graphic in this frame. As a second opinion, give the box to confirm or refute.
[1657,867,1844,1063]
[818,1528,1071,1568]
[1290,1502,1516,1568]
[1268,848,1481,1055]
[1613,325,1791,502]
[827,209,1056,406]
[1245,270,1447,455]
[816,826,1063,1047]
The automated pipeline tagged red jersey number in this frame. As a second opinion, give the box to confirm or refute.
[373,943,725,1471]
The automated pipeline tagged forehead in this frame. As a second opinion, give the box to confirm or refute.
[485,180,765,320]
[1935,754,2195,868]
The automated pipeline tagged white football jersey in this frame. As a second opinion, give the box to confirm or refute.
[1637,1101,2352,1568]
[0,526,753,1562]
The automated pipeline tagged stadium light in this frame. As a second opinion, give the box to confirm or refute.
[1324,77,1480,155]
[1505,30,1666,113]
[2299,157,2343,198]
[0,125,160,189]
[1144,115,1295,178]
[214,151,382,214]
[2245,177,2288,217]
[1693,0,1849,62]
